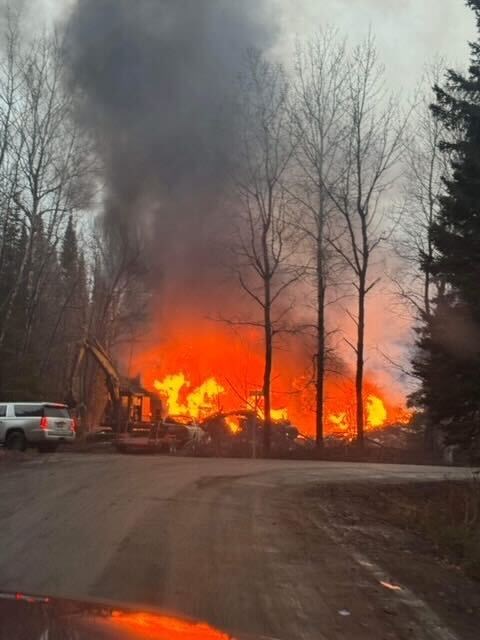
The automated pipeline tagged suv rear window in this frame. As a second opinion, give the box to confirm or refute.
[0,405,6,417]
[14,404,43,417]
[44,406,70,418]
[14,405,70,418]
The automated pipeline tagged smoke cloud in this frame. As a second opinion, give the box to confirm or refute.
[62,0,278,294]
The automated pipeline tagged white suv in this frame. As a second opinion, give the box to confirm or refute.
[0,402,76,452]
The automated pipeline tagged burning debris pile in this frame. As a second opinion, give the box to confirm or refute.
[152,370,409,438]
[132,316,411,442]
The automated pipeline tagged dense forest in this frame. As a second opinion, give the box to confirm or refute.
[0,14,148,422]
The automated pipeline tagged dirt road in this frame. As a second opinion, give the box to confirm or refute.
[0,454,476,639]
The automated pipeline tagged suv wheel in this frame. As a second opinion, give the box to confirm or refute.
[6,431,27,452]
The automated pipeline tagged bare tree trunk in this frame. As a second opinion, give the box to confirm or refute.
[290,30,349,446]
[263,302,273,455]
[315,245,326,447]
[424,233,433,319]
[231,51,298,456]
[355,274,366,444]
[262,189,273,455]
[326,36,407,446]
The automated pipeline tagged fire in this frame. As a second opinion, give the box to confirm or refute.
[154,373,224,420]
[225,416,241,434]
[328,412,349,431]
[246,393,288,423]
[154,372,290,425]
[328,393,409,435]
[270,407,288,422]
[133,313,412,437]
[366,395,388,428]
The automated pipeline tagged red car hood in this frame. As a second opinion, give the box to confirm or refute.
[0,591,270,639]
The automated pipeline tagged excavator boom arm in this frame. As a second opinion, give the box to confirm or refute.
[69,338,121,420]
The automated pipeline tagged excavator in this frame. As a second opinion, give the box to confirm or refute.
[68,338,210,454]
[68,337,158,433]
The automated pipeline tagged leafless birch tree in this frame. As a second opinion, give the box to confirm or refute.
[329,36,408,445]
[394,62,449,321]
[290,29,348,447]
[233,50,300,455]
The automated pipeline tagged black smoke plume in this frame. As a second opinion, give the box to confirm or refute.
[62,0,278,297]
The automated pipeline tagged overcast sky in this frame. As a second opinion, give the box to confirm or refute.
[29,0,476,388]
[36,0,476,91]
[280,0,475,86]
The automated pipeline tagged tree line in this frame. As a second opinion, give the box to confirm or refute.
[1,4,479,457]
[0,12,148,428]
[231,6,480,457]
[232,35,408,453]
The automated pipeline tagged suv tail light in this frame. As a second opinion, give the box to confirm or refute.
[72,418,77,432]
[40,417,49,430]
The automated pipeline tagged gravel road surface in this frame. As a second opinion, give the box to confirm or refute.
[0,454,476,639]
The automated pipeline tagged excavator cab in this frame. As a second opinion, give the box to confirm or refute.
[118,378,157,428]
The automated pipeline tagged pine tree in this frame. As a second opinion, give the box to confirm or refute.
[58,216,87,386]
[412,0,480,451]
[76,254,89,331]
[61,214,79,286]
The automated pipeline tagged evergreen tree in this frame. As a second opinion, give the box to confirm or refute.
[61,214,79,285]
[76,254,89,331]
[411,0,480,451]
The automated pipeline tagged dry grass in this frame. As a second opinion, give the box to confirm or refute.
[370,477,480,580]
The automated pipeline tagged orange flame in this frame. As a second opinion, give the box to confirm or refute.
[366,394,388,428]
[328,394,389,434]
[225,416,241,434]
[247,393,288,423]
[154,373,224,420]
[154,373,290,424]
[270,407,289,422]
[132,316,412,436]
[328,411,349,431]
[108,611,232,639]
